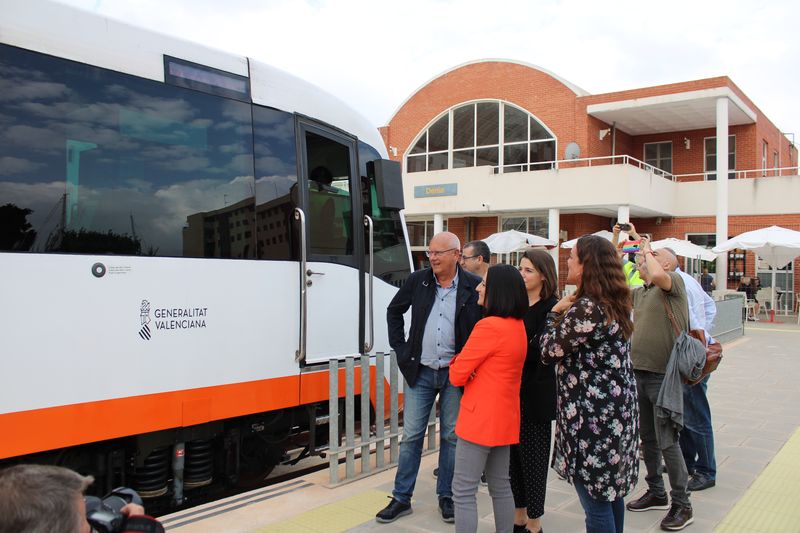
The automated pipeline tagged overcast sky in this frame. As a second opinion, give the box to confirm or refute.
[58,0,800,147]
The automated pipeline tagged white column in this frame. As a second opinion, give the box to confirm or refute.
[617,205,630,224]
[716,97,729,288]
[433,213,444,235]
[548,208,560,277]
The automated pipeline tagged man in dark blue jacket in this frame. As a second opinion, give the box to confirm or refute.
[376,232,482,524]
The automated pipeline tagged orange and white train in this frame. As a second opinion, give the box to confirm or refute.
[0,0,411,507]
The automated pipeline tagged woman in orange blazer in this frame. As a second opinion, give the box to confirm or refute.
[450,264,529,533]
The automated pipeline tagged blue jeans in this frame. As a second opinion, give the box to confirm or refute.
[392,365,461,504]
[573,480,624,533]
[680,375,716,480]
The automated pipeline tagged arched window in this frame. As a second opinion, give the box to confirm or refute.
[406,101,556,173]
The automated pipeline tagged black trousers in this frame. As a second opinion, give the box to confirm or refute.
[509,404,552,519]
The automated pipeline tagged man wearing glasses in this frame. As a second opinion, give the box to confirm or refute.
[377,232,483,525]
[460,240,490,279]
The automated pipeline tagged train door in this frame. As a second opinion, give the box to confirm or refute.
[297,120,365,364]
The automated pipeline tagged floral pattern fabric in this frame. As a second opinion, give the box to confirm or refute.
[539,296,639,502]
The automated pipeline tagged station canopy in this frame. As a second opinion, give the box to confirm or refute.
[587,87,756,135]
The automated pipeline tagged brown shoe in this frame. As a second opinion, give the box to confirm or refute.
[660,503,694,531]
[626,490,670,512]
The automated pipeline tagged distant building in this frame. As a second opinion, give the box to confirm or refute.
[380,60,799,311]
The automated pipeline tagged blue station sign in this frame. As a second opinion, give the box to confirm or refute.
[414,183,458,198]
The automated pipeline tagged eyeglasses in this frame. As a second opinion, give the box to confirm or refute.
[461,254,479,261]
[425,248,457,258]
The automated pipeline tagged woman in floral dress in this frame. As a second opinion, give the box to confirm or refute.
[539,235,639,533]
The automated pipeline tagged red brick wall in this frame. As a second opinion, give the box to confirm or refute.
[556,214,613,289]
[445,216,499,246]
[382,61,582,163]
[383,63,796,178]
[631,125,753,180]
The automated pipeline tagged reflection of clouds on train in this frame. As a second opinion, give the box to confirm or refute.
[256,113,295,141]
[0,156,44,175]
[0,65,69,102]
[157,175,252,212]
[0,174,257,255]
[0,64,248,175]
[256,173,296,192]
[0,43,274,257]
[0,124,66,155]
[0,43,365,263]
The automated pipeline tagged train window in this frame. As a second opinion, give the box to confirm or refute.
[305,132,353,257]
[0,44,255,258]
[358,142,411,287]
[253,107,298,261]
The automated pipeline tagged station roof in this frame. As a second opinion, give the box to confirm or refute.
[586,87,757,136]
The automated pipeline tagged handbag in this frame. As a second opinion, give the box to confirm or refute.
[661,293,723,385]
[686,328,723,385]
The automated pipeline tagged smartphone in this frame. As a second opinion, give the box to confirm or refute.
[622,240,641,253]
[618,223,631,231]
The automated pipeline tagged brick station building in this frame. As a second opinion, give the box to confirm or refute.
[379,60,799,311]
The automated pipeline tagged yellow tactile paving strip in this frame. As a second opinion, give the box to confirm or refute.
[252,489,390,533]
[714,427,800,533]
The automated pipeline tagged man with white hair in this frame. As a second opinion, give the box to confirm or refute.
[377,232,483,524]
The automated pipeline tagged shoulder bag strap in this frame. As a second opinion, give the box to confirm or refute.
[660,290,682,338]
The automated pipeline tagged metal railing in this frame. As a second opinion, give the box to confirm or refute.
[481,158,800,184]
[328,351,440,485]
[491,154,677,181]
[674,165,800,181]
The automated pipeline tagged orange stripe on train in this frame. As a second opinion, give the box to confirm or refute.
[1,367,398,459]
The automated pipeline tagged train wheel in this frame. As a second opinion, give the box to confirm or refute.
[236,434,282,488]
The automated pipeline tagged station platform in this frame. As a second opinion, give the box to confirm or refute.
[161,321,800,533]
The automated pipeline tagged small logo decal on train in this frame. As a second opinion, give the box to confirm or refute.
[139,300,152,340]
[91,262,107,278]
[139,300,209,340]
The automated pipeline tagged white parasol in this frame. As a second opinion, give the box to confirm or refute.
[560,230,618,249]
[650,238,718,262]
[483,229,556,254]
[713,226,800,312]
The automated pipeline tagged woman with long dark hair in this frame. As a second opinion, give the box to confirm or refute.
[511,250,558,533]
[539,235,639,533]
[450,264,529,533]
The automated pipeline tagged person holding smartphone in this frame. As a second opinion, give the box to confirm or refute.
[612,222,644,288]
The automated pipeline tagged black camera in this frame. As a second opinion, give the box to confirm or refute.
[85,487,143,533]
[618,223,631,231]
